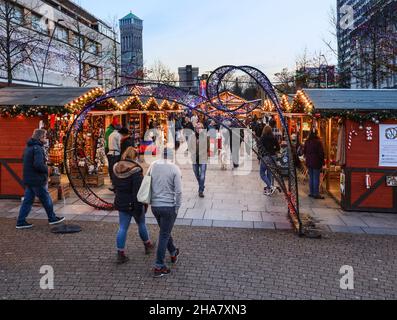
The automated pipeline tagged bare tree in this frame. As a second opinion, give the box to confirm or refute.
[0,0,43,86]
[274,68,296,94]
[350,0,397,88]
[64,17,109,87]
[147,60,177,84]
[102,16,121,89]
[217,70,235,92]
[295,48,312,89]
[324,1,397,88]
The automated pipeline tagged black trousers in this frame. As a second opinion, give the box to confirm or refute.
[107,154,121,185]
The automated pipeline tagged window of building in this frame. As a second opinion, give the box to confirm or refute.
[84,63,99,80]
[85,39,99,55]
[9,5,24,25]
[71,33,84,48]
[55,25,68,42]
[31,13,47,33]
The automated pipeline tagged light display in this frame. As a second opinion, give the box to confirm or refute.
[64,67,306,235]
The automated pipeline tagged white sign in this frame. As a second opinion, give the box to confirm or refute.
[340,172,346,195]
[379,125,397,167]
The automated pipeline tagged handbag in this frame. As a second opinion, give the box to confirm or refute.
[137,162,155,204]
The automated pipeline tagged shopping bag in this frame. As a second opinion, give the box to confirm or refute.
[137,163,155,204]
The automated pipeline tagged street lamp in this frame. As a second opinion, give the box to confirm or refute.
[41,19,64,87]
[321,54,329,89]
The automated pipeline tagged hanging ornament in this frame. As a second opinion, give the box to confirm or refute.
[359,122,364,130]
[365,172,372,190]
[348,129,358,150]
[366,127,373,141]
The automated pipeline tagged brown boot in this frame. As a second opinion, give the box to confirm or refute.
[144,241,156,255]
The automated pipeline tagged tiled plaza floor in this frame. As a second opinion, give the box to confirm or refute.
[1,155,397,236]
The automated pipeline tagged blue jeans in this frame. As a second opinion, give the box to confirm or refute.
[260,160,273,188]
[117,210,150,250]
[192,164,207,193]
[152,207,178,269]
[17,185,57,225]
[309,168,321,196]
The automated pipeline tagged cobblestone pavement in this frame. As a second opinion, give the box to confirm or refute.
[1,218,396,300]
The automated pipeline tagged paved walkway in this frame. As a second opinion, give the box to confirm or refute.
[1,218,396,300]
[1,158,397,236]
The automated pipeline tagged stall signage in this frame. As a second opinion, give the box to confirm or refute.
[379,125,397,167]
[386,176,397,187]
[340,172,346,195]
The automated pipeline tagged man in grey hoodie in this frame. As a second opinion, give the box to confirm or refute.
[150,148,182,278]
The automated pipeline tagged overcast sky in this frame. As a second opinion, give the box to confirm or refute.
[78,0,337,78]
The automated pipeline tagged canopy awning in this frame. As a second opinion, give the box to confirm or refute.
[303,89,397,111]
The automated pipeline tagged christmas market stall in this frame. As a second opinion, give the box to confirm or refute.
[0,87,110,200]
[197,91,259,121]
[301,89,397,213]
[113,93,185,154]
[262,94,314,145]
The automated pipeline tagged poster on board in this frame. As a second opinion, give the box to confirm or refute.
[379,125,397,167]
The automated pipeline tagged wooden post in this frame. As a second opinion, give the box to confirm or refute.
[326,118,332,191]
[300,116,304,144]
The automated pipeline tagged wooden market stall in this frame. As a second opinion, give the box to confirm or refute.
[0,87,110,199]
[197,91,258,122]
[301,89,397,213]
[0,87,185,200]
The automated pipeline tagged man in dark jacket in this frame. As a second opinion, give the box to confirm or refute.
[183,117,195,151]
[119,127,135,156]
[259,126,280,196]
[113,147,155,264]
[303,130,325,199]
[16,129,64,229]
[188,122,210,198]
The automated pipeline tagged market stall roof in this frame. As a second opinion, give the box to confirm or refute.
[304,89,397,111]
[0,87,100,107]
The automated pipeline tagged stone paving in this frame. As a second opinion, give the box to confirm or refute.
[1,158,397,236]
[0,218,397,300]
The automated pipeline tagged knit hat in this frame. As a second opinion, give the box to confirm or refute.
[112,117,120,127]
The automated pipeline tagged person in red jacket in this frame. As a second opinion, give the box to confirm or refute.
[303,130,325,199]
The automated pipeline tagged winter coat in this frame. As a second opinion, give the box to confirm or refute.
[22,139,48,187]
[113,160,144,217]
[104,125,115,152]
[304,138,325,170]
[259,135,280,156]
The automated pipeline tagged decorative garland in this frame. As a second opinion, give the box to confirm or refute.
[313,110,397,123]
[0,88,110,118]
[0,105,71,117]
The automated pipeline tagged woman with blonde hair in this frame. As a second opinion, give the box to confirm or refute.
[113,147,155,264]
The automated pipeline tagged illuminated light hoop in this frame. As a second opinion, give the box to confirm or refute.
[206,66,301,234]
[65,71,302,234]
[65,83,210,210]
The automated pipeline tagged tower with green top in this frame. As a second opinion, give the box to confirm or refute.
[120,12,143,83]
